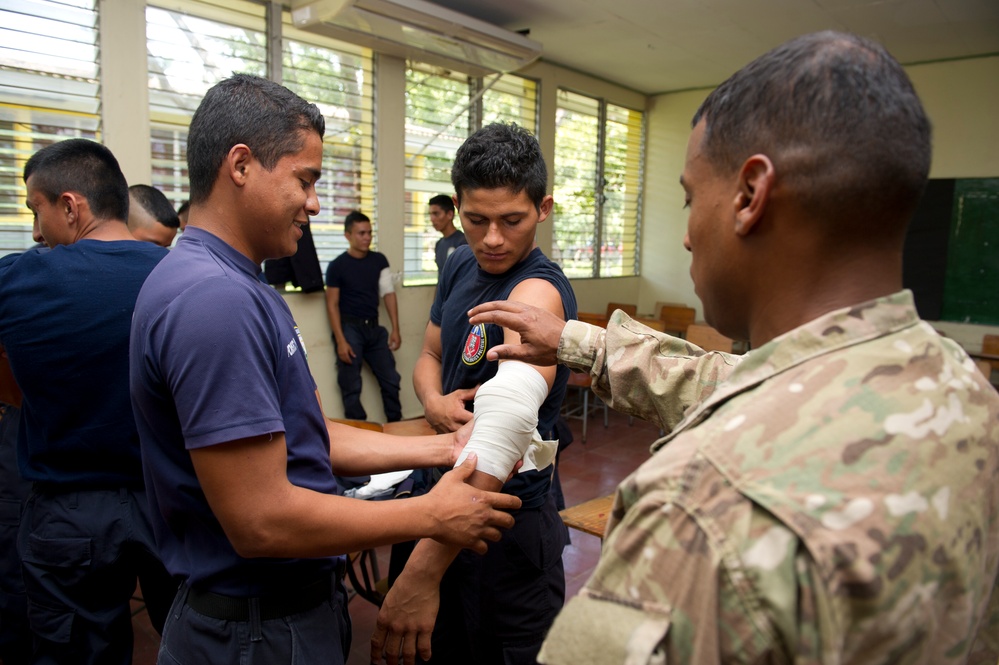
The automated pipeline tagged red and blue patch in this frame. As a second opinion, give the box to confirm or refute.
[462,324,487,365]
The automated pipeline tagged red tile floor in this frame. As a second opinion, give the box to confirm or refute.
[129,408,661,664]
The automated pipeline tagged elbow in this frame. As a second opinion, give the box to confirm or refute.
[223,515,290,559]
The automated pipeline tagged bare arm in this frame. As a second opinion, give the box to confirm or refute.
[373,279,563,665]
[327,417,464,477]
[384,291,401,351]
[413,321,477,433]
[189,433,521,559]
[325,286,354,364]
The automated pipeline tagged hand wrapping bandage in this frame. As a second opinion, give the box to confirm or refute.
[455,361,558,481]
[378,267,395,297]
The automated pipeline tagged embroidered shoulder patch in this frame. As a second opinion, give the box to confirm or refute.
[462,324,487,365]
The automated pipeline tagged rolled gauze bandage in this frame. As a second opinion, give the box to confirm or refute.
[454,360,555,481]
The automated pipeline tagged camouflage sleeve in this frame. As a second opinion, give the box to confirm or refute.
[539,460,818,665]
[558,311,740,431]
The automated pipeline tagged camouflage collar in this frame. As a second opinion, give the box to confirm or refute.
[653,290,921,450]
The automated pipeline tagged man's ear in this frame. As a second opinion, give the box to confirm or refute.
[733,154,774,236]
[60,191,87,226]
[537,194,554,223]
[226,144,253,187]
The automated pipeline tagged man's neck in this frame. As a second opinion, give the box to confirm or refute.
[347,247,368,259]
[440,224,456,239]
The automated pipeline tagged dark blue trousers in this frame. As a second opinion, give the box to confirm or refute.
[335,323,402,422]
[18,487,175,665]
[157,578,350,665]
[0,405,30,665]
[425,493,567,665]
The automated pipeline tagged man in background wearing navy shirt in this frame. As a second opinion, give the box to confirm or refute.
[325,210,403,422]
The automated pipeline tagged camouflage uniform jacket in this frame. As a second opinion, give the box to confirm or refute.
[539,291,999,665]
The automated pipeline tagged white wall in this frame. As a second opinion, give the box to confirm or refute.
[639,55,999,351]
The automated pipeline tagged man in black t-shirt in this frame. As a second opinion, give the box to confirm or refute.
[325,210,402,422]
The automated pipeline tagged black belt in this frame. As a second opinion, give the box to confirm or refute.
[187,560,345,622]
[341,315,378,327]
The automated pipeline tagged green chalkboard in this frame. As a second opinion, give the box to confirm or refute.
[941,179,999,325]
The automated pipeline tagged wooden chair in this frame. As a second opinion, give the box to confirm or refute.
[658,305,696,337]
[576,311,610,328]
[984,334,999,370]
[562,371,607,444]
[685,323,734,353]
[605,302,637,319]
[653,301,686,319]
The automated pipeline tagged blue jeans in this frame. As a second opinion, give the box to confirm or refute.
[335,323,402,422]
[18,487,175,665]
[157,577,350,665]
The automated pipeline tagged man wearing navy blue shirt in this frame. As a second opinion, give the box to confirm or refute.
[372,123,578,665]
[0,138,173,664]
[325,210,403,422]
[129,74,521,665]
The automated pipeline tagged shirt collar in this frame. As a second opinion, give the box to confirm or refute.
[654,290,921,449]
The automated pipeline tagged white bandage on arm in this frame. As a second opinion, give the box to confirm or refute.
[377,267,394,297]
[455,361,550,481]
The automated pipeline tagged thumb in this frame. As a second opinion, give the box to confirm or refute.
[452,452,478,479]
[485,344,517,361]
[458,385,480,400]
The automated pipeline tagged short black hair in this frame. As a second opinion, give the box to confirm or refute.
[187,74,326,204]
[345,210,370,232]
[129,184,180,228]
[693,31,931,234]
[428,194,455,213]
[177,199,190,216]
[451,123,547,211]
[23,138,129,221]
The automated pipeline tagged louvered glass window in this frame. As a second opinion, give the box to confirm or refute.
[403,63,537,285]
[553,90,643,278]
[146,0,266,213]
[0,0,100,258]
[282,17,375,265]
[146,0,375,267]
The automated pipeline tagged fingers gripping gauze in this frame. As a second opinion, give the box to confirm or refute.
[455,360,556,481]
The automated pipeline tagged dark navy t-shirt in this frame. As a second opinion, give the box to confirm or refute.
[130,227,342,596]
[0,240,167,487]
[325,251,389,320]
[431,245,577,508]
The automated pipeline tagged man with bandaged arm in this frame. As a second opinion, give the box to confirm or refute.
[371,122,578,665]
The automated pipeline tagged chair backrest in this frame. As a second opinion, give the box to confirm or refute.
[577,311,610,328]
[983,334,999,373]
[658,305,696,337]
[685,323,734,353]
[605,302,637,319]
[653,301,686,319]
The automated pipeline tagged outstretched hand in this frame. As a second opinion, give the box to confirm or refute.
[467,300,566,365]
[425,454,521,553]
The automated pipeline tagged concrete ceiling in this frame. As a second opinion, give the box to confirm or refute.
[423,0,999,94]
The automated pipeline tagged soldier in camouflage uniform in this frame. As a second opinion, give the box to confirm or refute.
[469,31,999,665]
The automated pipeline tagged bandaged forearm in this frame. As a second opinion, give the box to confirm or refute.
[455,361,550,481]
[378,267,394,297]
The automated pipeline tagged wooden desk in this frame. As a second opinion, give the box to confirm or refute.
[383,417,436,437]
[559,493,614,539]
